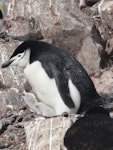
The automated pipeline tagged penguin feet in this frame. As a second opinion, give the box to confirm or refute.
[61,112,69,117]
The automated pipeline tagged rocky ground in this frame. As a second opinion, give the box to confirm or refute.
[0,107,29,150]
[1,0,113,149]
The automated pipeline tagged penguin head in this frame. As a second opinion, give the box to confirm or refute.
[2,41,31,68]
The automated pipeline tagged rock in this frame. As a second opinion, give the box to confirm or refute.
[0,40,25,90]
[0,97,7,117]
[2,0,104,74]
[86,0,99,6]
[0,110,29,150]
[0,107,78,150]
[4,0,43,41]
[77,30,103,74]
[0,140,11,149]
[99,37,113,69]
[96,0,113,41]
[105,38,113,55]
[0,80,9,89]
[0,118,11,133]
[24,116,77,150]
[0,40,27,113]
[37,2,103,73]
[0,89,23,113]
[91,69,113,99]
[98,0,113,30]
[79,0,86,9]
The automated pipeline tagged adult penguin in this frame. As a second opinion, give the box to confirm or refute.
[1,40,112,116]
[64,107,113,150]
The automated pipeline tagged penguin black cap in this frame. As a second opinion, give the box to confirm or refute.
[64,107,113,150]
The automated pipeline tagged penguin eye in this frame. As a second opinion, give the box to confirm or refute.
[18,54,21,57]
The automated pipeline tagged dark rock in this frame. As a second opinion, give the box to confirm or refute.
[86,0,99,6]
[0,140,11,149]
[24,81,32,92]
[0,119,11,134]
[0,80,9,89]
[98,0,113,30]
[99,38,113,69]
[79,0,99,9]
[0,98,7,117]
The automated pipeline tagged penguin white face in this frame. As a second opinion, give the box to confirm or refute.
[2,49,30,68]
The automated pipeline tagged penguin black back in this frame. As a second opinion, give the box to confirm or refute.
[85,106,109,116]
[64,107,113,150]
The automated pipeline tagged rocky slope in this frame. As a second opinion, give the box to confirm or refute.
[0,0,113,149]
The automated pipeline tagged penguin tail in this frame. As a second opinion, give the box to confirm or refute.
[104,98,113,109]
[78,96,113,114]
[97,97,113,110]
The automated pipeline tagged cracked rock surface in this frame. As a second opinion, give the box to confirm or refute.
[0,0,113,149]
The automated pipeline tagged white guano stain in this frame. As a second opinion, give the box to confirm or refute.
[49,118,53,150]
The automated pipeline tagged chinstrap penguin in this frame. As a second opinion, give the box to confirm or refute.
[1,40,111,116]
[64,106,113,150]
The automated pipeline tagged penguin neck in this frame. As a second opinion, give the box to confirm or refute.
[20,49,31,68]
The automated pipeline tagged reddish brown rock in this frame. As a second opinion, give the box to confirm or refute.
[98,0,113,30]
[3,0,104,74]
[24,116,77,150]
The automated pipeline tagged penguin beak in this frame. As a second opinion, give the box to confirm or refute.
[1,59,14,68]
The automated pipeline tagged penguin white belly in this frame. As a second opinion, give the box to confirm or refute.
[24,61,71,115]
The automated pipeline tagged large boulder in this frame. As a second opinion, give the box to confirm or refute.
[98,0,113,30]
[4,0,104,74]
[24,116,76,150]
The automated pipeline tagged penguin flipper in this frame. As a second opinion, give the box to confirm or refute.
[43,62,75,109]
